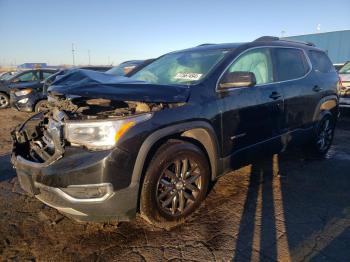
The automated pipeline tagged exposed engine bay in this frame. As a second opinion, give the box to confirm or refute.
[48,93,179,120]
[12,94,184,164]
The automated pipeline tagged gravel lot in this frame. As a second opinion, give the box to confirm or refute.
[0,108,350,261]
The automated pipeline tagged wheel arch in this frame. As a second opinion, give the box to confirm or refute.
[130,121,221,191]
[34,99,47,112]
[312,95,339,122]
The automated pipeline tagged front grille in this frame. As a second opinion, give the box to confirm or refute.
[13,111,65,164]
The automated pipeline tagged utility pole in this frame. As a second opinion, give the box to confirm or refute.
[108,56,110,65]
[88,50,91,65]
[72,43,76,66]
[317,24,321,33]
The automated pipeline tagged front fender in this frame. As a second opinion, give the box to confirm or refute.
[129,121,221,189]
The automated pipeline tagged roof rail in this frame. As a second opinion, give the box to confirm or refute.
[254,36,279,42]
[254,36,315,47]
[280,38,315,47]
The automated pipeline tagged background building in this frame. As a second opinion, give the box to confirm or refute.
[283,29,350,64]
[17,63,62,69]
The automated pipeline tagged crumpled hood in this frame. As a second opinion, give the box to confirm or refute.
[48,69,190,103]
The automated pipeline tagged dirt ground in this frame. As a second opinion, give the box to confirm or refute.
[1,108,350,262]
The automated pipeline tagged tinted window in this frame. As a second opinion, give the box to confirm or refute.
[275,48,309,81]
[42,71,55,80]
[15,71,39,82]
[227,48,273,85]
[309,50,334,73]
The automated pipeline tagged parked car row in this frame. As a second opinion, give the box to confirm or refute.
[0,60,154,112]
[11,36,340,228]
[338,61,350,108]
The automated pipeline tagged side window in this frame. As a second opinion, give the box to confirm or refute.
[274,48,310,81]
[308,50,335,73]
[227,48,273,85]
[42,71,55,80]
[15,71,39,82]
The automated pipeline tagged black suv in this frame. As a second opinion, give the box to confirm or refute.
[11,37,339,228]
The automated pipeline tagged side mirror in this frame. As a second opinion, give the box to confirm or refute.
[219,71,256,89]
[12,78,20,83]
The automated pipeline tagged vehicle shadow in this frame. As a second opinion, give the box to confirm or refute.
[230,124,350,261]
[0,153,16,182]
[232,156,278,261]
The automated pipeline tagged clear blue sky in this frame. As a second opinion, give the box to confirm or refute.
[0,0,349,66]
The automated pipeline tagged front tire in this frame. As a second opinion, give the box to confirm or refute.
[140,139,210,229]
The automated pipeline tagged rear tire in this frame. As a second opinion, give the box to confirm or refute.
[307,114,336,157]
[0,93,9,109]
[140,139,210,229]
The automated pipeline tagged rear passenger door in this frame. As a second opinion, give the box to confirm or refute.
[272,47,314,131]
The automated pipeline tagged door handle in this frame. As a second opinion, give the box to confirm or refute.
[269,91,281,100]
[313,85,323,92]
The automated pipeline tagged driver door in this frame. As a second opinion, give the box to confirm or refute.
[217,47,284,160]
[10,70,41,90]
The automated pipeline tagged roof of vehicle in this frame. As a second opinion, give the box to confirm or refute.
[76,66,111,71]
[172,36,323,54]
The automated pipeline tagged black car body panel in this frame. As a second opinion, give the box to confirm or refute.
[11,38,339,222]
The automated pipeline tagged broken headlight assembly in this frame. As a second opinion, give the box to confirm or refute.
[64,113,152,150]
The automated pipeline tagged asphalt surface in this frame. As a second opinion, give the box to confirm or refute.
[0,108,350,262]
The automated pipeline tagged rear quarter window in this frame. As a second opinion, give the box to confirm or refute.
[274,48,310,81]
[308,50,335,73]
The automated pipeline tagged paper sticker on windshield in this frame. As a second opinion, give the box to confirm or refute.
[174,72,203,81]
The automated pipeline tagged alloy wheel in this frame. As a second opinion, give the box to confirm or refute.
[156,158,203,216]
[316,118,334,151]
[0,94,8,108]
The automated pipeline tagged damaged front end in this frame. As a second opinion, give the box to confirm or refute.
[10,69,190,221]
[12,70,190,163]
[12,109,65,165]
[11,95,162,166]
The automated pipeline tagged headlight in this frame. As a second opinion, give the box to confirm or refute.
[15,88,32,96]
[64,114,152,150]
[18,98,29,104]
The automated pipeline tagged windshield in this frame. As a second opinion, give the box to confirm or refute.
[339,62,350,74]
[0,71,17,81]
[130,49,229,85]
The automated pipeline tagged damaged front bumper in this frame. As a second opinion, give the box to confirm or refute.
[11,113,139,222]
